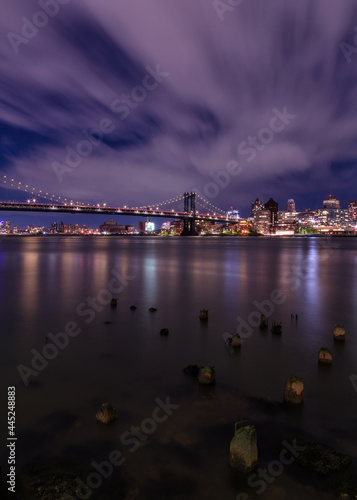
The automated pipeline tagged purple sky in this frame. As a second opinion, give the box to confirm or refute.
[1,0,357,222]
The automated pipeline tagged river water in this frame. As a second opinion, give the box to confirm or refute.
[1,236,356,499]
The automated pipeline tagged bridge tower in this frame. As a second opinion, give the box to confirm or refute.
[181,192,198,236]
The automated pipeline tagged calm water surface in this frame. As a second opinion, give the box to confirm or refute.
[1,236,356,499]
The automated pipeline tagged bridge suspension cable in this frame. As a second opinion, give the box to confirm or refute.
[0,175,229,217]
[137,193,186,210]
[0,175,93,207]
[195,193,226,215]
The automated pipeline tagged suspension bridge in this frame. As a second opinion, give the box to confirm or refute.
[0,175,239,235]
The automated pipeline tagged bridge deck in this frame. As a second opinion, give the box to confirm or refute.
[0,202,238,223]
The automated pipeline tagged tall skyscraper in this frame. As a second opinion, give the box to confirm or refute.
[348,201,357,221]
[251,198,264,217]
[264,198,279,227]
[286,199,296,212]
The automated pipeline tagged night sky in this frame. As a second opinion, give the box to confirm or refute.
[1,0,357,227]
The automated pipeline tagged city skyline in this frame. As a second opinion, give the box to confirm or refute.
[1,1,357,218]
[2,193,356,232]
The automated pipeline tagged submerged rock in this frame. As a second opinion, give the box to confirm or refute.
[284,376,304,404]
[230,422,258,474]
[199,309,208,320]
[334,325,345,341]
[95,403,118,424]
[337,476,357,498]
[183,365,199,377]
[230,334,242,348]
[294,439,351,475]
[259,314,268,329]
[20,458,81,500]
[318,348,332,364]
[198,366,215,385]
[271,322,282,334]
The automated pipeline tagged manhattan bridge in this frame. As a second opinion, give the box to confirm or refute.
[0,175,239,235]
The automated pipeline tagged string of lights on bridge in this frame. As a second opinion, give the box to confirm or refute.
[0,175,231,218]
[0,175,90,207]
[138,192,226,216]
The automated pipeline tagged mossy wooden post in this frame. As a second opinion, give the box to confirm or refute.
[259,314,268,329]
[334,325,345,341]
[284,376,304,404]
[198,366,215,385]
[199,309,208,320]
[231,334,241,348]
[271,322,282,334]
[230,422,258,473]
[95,403,118,424]
[318,348,332,364]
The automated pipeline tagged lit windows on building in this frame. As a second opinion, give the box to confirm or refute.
[323,195,340,210]
[286,199,296,212]
[251,198,264,217]
[348,201,357,221]
[316,208,349,228]
[264,198,279,228]
[226,209,240,220]
[253,210,271,234]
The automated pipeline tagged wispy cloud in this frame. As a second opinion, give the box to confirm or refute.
[1,0,357,213]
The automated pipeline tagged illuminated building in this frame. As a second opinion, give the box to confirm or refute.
[139,219,156,233]
[99,220,126,234]
[286,199,296,212]
[276,211,298,232]
[348,201,357,221]
[317,208,349,229]
[5,221,11,234]
[251,198,264,217]
[264,198,279,228]
[170,220,182,234]
[323,194,340,209]
[226,209,240,220]
[253,210,271,234]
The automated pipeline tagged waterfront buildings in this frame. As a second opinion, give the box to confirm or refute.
[0,194,356,236]
[349,201,357,221]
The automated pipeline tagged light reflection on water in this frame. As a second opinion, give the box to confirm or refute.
[0,236,356,499]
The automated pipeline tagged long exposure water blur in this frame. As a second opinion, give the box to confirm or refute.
[1,235,356,499]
